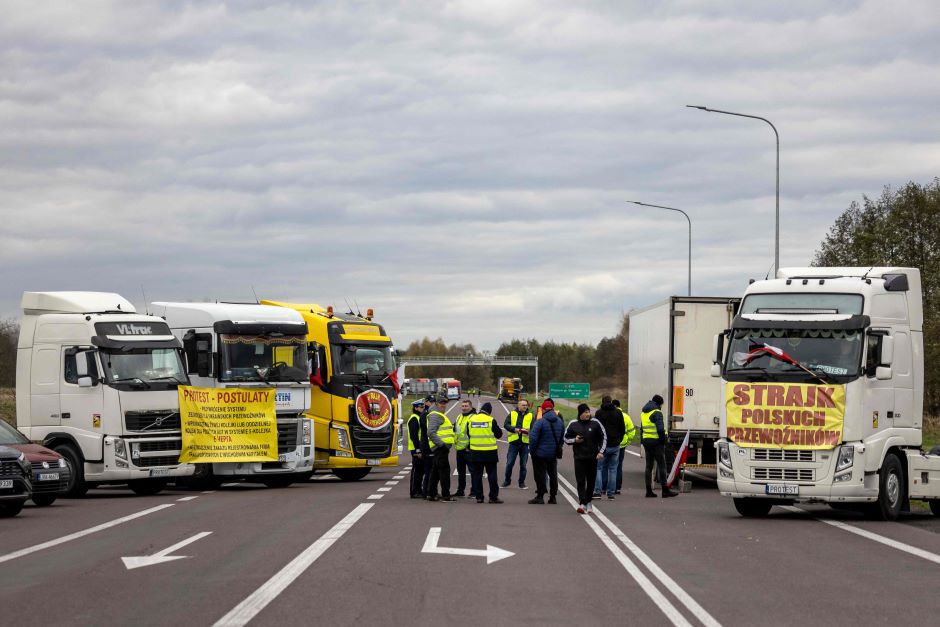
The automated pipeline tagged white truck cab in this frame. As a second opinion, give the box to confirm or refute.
[152,302,313,488]
[16,291,194,496]
[714,268,940,519]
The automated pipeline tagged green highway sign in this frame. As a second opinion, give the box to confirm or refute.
[548,382,590,399]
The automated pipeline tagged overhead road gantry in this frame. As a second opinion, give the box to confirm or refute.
[398,355,540,393]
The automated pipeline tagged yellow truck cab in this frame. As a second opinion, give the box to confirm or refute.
[261,301,402,480]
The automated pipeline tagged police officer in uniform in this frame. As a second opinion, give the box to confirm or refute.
[407,399,426,498]
[468,402,503,503]
[426,393,456,502]
[420,395,434,497]
[503,398,534,489]
[641,395,678,498]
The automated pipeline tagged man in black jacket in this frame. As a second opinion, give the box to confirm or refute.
[641,395,678,498]
[593,395,625,499]
[467,402,504,504]
[564,403,606,514]
[407,399,426,498]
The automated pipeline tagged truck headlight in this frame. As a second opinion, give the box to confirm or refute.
[113,438,127,460]
[718,441,732,469]
[302,419,312,445]
[334,426,350,451]
[836,445,855,472]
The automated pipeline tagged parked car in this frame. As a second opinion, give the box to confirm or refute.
[0,421,69,507]
[0,444,31,517]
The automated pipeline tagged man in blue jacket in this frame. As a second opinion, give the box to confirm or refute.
[526,399,564,504]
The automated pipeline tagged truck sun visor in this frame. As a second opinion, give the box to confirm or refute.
[731,314,870,331]
[212,320,308,336]
[91,336,182,350]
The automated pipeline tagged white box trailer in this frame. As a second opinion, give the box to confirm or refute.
[628,296,740,467]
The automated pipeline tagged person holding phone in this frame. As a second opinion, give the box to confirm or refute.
[564,403,607,514]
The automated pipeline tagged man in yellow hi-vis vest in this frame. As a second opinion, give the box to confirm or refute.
[407,399,427,499]
[454,399,476,498]
[502,398,534,489]
[641,394,677,498]
[468,402,504,503]
[427,393,456,502]
[613,399,636,495]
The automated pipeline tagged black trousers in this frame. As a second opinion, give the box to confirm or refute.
[427,446,451,498]
[469,460,499,501]
[644,441,667,492]
[421,449,433,495]
[531,455,558,499]
[455,449,469,495]
[409,452,425,497]
[573,457,598,505]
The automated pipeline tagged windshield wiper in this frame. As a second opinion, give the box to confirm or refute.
[151,375,187,385]
[110,376,151,389]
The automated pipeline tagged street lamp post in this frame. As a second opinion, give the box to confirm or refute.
[627,201,692,296]
[686,105,779,275]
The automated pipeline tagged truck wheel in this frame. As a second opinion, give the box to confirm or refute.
[333,468,372,481]
[0,502,24,518]
[868,453,904,521]
[261,475,295,489]
[129,480,167,496]
[31,494,57,507]
[733,498,773,517]
[188,464,221,490]
[54,443,88,498]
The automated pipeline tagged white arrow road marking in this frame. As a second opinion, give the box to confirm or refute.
[452,470,487,477]
[421,527,513,565]
[122,531,213,570]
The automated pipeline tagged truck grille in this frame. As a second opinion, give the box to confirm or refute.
[753,467,814,482]
[131,439,183,468]
[752,449,814,462]
[133,455,181,468]
[138,440,181,452]
[125,410,181,432]
[277,422,298,455]
[351,426,392,458]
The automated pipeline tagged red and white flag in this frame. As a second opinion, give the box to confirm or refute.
[667,431,691,488]
[733,343,800,367]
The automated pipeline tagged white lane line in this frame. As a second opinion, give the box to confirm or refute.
[781,506,940,566]
[202,490,217,494]
[626,449,641,457]
[385,481,400,486]
[222,483,241,487]
[556,483,692,627]
[393,475,406,480]
[496,399,510,415]
[367,494,384,500]
[0,503,175,565]
[177,496,199,502]
[213,503,374,627]
[377,487,392,492]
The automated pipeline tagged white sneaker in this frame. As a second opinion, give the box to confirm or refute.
[586,502,593,513]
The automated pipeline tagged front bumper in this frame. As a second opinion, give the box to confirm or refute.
[0,475,31,502]
[30,465,72,495]
[318,455,400,469]
[211,446,313,477]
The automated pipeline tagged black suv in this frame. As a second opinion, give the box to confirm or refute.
[0,444,32,517]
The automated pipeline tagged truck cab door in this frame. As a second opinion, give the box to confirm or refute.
[59,347,105,441]
[862,331,895,438]
[30,346,61,427]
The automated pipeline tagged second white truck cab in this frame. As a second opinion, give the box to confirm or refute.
[16,291,194,496]
[152,302,313,488]
[714,267,940,519]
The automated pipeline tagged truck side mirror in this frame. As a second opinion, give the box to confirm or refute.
[875,366,892,380]
[880,335,894,367]
[75,352,89,377]
[195,339,211,377]
[710,363,721,378]
[713,332,726,365]
[183,330,213,378]
[77,376,94,388]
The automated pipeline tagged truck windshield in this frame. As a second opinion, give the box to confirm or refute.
[0,420,30,445]
[220,334,309,383]
[332,343,396,376]
[101,348,189,389]
[725,329,863,379]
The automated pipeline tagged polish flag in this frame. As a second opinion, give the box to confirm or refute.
[667,431,691,488]
[733,343,800,367]
[386,364,406,396]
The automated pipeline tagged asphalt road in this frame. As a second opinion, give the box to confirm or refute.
[2,395,938,626]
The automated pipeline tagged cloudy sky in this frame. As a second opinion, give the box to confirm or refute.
[2,1,939,349]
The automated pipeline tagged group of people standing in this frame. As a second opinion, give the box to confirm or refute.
[405,391,679,513]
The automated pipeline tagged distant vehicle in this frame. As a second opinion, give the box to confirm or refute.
[0,444,31,517]
[0,421,70,507]
[410,379,438,395]
[498,377,523,402]
[445,380,461,400]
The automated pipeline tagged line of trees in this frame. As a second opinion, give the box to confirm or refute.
[0,320,17,388]
[399,315,629,395]
[813,178,940,414]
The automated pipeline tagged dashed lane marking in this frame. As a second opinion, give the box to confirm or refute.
[385,481,400,485]
[213,503,374,627]
[0,504,176,565]
[367,494,384,500]
[177,496,199,502]
[377,487,392,492]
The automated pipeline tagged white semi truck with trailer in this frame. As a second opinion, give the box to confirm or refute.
[153,302,313,488]
[628,296,740,469]
[16,292,194,496]
[713,267,940,519]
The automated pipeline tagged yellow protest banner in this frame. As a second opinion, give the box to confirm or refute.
[178,386,278,463]
[725,382,845,450]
